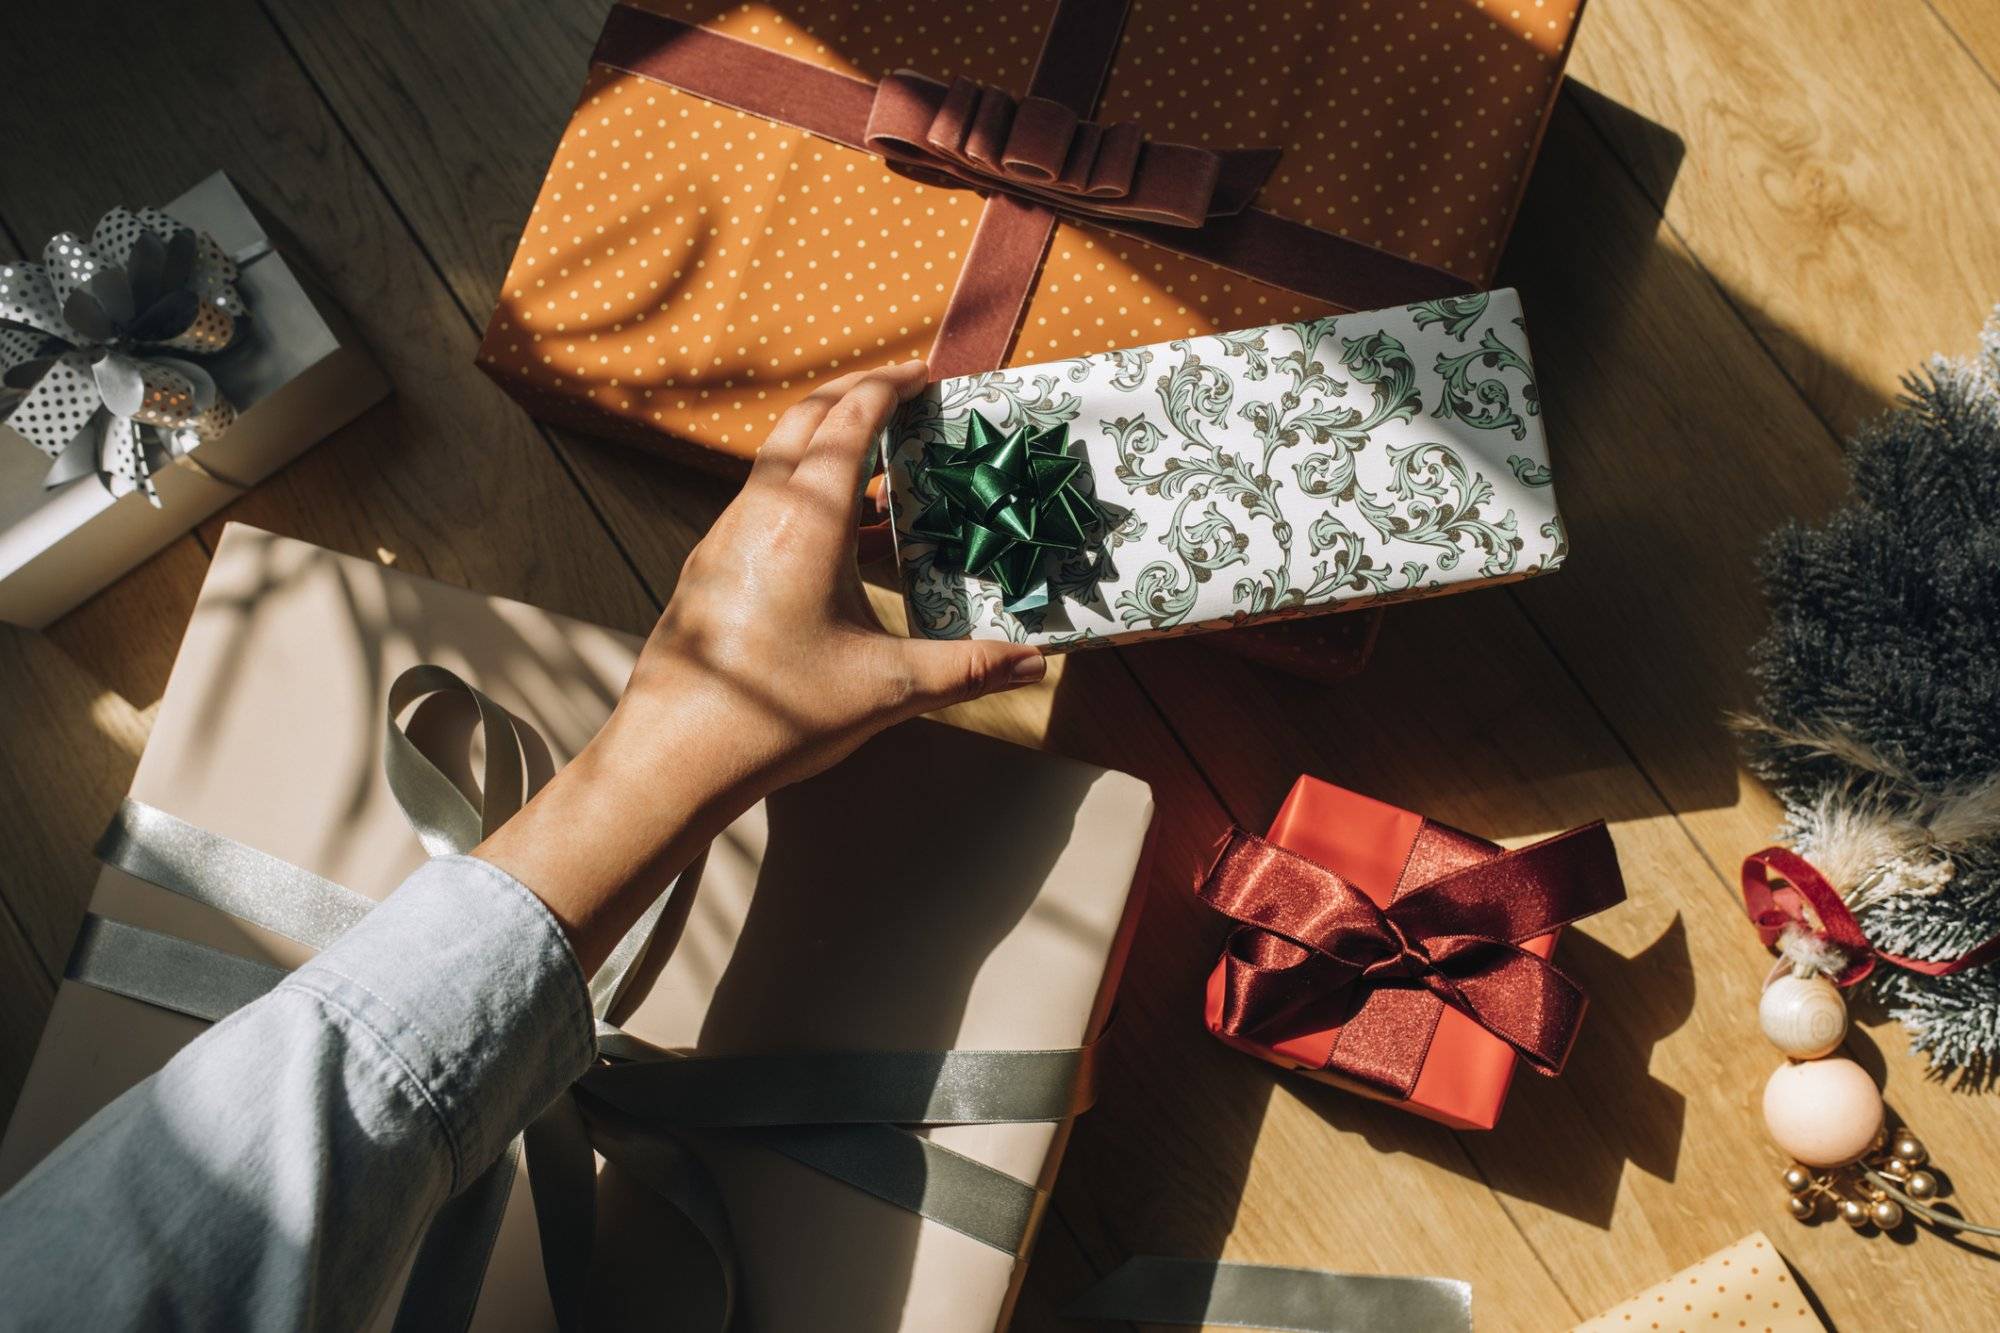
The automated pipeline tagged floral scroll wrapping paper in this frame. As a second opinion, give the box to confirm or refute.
[884,288,1564,650]
[0,173,387,628]
[476,0,1584,469]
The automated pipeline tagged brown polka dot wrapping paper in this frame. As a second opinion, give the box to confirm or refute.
[1570,1232,1827,1333]
[478,0,1583,471]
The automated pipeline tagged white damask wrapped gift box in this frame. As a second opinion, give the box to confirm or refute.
[882,288,1564,650]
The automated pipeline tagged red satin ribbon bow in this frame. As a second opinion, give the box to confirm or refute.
[866,71,1281,227]
[1197,822,1626,1100]
[1741,846,2000,987]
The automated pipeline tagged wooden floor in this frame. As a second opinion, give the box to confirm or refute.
[4,2,1999,1328]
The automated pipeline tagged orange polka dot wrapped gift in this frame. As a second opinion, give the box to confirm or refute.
[477,0,1585,473]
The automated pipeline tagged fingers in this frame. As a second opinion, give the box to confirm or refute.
[895,637,1047,717]
[750,367,877,482]
[788,360,928,508]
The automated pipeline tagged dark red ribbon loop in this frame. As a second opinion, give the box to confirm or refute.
[1197,822,1625,1097]
[1741,846,2000,986]
[866,69,1276,227]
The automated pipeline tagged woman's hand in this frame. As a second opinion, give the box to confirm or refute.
[623,358,1045,789]
[476,361,1046,970]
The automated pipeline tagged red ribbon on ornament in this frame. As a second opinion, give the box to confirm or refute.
[1741,846,2000,987]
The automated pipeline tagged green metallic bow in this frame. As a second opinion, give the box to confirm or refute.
[910,412,1105,612]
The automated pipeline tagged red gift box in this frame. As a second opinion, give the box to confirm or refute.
[1199,777,1624,1130]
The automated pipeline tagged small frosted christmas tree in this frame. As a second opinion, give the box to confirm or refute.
[1741,308,2000,1080]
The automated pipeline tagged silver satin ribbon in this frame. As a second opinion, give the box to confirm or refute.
[95,800,371,950]
[68,914,282,1021]
[68,663,1095,1332]
[1064,1256,1474,1333]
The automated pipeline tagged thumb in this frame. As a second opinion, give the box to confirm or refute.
[899,637,1047,714]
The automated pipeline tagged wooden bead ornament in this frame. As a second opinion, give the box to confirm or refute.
[1757,973,1846,1058]
[1762,1058,1882,1167]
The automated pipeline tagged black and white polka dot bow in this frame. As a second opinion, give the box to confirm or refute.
[0,206,245,504]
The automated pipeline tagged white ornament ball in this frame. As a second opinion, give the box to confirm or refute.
[1758,974,1847,1058]
[1763,1057,1883,1167]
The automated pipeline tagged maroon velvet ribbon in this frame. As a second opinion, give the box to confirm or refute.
[1742,846,2000,987]
[1197,822,1626,1099]
[865,72,1279,227]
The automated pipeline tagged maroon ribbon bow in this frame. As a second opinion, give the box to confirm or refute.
[865,71,1279,228]
[1197,821,1626,1100]
[1741,846,2000,987]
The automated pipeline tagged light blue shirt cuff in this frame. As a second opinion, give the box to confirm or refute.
[283,855,596,1192]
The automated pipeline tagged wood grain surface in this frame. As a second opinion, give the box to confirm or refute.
[2,2,1997,1328]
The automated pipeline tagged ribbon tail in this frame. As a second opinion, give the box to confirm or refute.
[392,1138,521,1333]
[578,1095,740,1333]
[522,1092,598,1333]
[1428,938,1590,1077]
[42,425,102,489]
[1063,1256,1473,1333]
[1205,145,1284,216]
[589,848,697,1020]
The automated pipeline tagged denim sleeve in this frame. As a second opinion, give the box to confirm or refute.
[0,855,595,1332]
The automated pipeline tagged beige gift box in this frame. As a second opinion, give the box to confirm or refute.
[0,174,389,628]
[0,523,1156,1331]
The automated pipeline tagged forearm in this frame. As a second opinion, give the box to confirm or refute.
[0,857,593,1331]
[473,687,753,975]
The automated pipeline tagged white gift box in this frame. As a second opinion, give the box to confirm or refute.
[0,173,389,628]
[884,287,1566,651]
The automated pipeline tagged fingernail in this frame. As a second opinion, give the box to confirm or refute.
[1007,652,1048,684]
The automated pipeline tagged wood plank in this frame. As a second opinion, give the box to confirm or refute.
[1568,0,2000,437]
[0,624,156,978]
[0,621,160,1128]
[1928,0,2000,85]
[0,908,52,1132]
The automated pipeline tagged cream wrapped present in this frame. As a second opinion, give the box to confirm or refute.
[883,287,1563,650]
[0,524,1156,1331]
